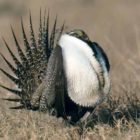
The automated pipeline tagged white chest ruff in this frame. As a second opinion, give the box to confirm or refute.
[59,34,103,107]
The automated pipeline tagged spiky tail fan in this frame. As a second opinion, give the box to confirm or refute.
[0,10,64,109]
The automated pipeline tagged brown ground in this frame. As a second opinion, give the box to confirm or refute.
[0,0,140,139]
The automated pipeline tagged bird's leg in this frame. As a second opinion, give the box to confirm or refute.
[76,107,96,128]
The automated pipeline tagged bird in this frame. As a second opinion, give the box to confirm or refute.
[0,10,111,124]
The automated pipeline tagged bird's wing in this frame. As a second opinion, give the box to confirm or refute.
[39,45,67,119]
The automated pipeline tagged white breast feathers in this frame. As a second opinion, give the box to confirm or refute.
[59,34,106,107]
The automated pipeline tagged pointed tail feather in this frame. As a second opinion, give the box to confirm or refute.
[10,26,27,64]
[57,22,65,43]
[29,11,37,50]
[0,52,17,75]
[50,16,57,50]
[38,8,43,48]
[2,98,21,102]
[10,105,25,109]
[2,38,23,69]
[21,17,33,62]
[0,84,22,96]
[43,8,46,28]
[44,11,50,59]
[0,68,19,85]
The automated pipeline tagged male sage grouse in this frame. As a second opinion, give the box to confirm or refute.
[0,10,111,124]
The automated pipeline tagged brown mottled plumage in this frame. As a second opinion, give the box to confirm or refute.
[0,10,64,110]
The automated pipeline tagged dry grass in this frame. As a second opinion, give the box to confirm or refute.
[0,92,140,140]
[0,0,140,139]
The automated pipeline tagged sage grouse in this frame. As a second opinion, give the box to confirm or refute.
[0,11,111,124]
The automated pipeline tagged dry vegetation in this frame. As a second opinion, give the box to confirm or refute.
[0,0,140,139]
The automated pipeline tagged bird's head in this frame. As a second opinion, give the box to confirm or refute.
[67,29,90,42]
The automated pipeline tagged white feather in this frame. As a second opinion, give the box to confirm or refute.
[59,34,105,107]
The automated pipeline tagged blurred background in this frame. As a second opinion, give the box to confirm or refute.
[0,0,140,96]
